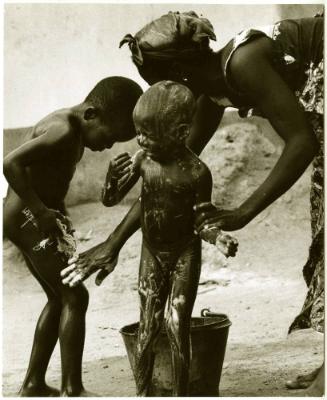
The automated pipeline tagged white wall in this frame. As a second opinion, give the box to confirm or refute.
[4,3,322,128]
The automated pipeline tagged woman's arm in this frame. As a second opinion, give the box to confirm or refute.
[194,164,238,257]
[187,95,225,155]
[195,37,319,231]
[61,198,142,286]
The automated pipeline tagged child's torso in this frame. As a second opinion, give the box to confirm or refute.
[140,150,203,250]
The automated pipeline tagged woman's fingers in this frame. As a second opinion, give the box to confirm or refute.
[60,264,76,278]
[193,202,216,213]
[68,255,79,265]
[196,216,224,233]
[69,272,84,287]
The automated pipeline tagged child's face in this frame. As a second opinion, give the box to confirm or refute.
[135,120,184,161]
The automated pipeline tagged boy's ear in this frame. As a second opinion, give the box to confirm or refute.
[84,106,98,121]
[177,124,189,140]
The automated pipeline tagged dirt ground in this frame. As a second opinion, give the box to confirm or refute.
[2,122,324,397]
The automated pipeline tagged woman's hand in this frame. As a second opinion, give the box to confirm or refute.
[61,241,119,287]
[194,202,250,232]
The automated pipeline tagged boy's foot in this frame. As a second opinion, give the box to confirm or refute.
[19,384,60,397]
[61,389,100,397]
[285,367,320,389]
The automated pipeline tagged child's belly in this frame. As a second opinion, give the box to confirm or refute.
[141,199,195,249]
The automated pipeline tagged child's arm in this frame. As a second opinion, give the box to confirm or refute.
[3,123,74,237]
[194,164,238,257]
[101,150,144,206]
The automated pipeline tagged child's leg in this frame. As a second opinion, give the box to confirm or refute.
[134,242,170,396]
[4,203,90,397]
[165,239,201,396]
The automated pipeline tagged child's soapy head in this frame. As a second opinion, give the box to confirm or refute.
[133,81,195,160]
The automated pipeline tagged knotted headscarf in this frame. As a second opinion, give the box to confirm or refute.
[119,11,216,66]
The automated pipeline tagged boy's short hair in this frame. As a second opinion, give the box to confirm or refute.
[85,76,143,141]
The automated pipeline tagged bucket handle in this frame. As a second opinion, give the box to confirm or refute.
[201,308,225,318]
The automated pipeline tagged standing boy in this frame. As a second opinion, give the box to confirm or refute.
[3,76,142,397]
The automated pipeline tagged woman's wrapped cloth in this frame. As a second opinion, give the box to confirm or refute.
[120,11,216,66]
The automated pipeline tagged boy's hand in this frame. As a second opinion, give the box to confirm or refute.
[194,202,249,232]
[106,152,133,184]
[61,242,118,287]
[35,208,66,238]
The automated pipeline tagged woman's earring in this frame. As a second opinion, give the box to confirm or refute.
[182,76,188,82]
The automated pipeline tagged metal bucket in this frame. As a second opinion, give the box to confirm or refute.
[120,309,231,396]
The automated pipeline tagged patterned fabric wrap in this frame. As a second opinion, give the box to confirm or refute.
[289,109,324,333]
[119,11,216,66]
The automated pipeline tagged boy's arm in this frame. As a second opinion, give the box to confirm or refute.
[101,150,143,206]
[3,123,74,236]
[194,165,238,257]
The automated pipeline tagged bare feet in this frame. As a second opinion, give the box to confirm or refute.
[286,367,320,389]
[60,388,100,397]
[302,364,324,397]
[18,383,60,397]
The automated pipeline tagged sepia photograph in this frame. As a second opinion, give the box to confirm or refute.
[3,2,324,397]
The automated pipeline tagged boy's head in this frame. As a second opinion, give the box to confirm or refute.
[82,76,143,151]
[133,81,195,160]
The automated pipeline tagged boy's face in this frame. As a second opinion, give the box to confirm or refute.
[84,120,116,151]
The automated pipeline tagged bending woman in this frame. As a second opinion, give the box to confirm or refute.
[63,11,324,395]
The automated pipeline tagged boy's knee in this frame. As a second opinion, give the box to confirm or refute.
[62,285,89,311]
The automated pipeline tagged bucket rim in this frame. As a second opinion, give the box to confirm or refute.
[120,314,232,336]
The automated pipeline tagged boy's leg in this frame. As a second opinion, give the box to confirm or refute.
[134,243,170,396]
[5,205,90,397]
[19,253,61,397]
[166,239,201,397]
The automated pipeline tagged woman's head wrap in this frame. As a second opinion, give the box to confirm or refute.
[119,11,216,66]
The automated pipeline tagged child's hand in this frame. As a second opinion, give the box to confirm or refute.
[199,225,238,257]
[60,242,118,287]
[106,152,133,184]
[35,208,66,238]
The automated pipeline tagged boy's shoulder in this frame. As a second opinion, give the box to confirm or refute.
[32,108,81,146]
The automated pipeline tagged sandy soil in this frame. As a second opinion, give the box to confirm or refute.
[2,122,323,396]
